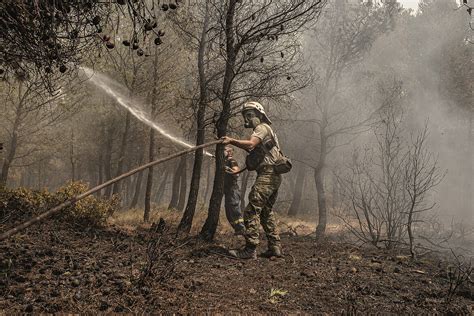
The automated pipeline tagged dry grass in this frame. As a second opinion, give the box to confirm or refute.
[108,203,237,235]
[108,204,348,238]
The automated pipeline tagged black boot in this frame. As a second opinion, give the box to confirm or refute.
[261,245,282,258]
[228,245,257,259]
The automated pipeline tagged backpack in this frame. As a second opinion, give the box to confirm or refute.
[245,124,292,174]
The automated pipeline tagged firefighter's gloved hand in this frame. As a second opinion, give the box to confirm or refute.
[221,136,232,145]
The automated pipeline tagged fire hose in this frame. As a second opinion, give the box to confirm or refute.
[0,139,223,242]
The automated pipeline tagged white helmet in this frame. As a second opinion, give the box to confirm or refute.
[242,101,272,124]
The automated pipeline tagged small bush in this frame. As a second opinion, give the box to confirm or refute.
[0,182,118,229]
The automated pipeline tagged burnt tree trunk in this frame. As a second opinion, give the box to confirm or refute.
[178,4,210,233]
[466,110,473,222]
[0,116,20,186]
[168,157,184,211]
[70,130,76,182]
[288,165,306,217]
[203,160,212,203]
[143,128,155,221]
[315,128,328,238]
[177,156,188,212]
[200,0,238,241]
[144,50,160,222]
[0,85,24,186]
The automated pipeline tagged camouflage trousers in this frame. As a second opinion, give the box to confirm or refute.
[244,166,282,248]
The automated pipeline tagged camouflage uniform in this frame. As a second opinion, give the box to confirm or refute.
[243,122,283,248]
[244,165,282,247]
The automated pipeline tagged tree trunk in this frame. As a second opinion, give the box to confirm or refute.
[130,163,145,208]
[143,129,155,222]
[144,48,161,222]
[155,168,170,205]
[37,160,42,189]
[0,85,23,186]
[467,110,473,222]
[178,4,210,233]
[70,129,76,182]
[93,152,103,198]
[112,111,131,196]
[97,150,103,187]
[0,127,19,187]
[177,155,188,211]
[288,165,306,217]
[122,163,134,206]
[200,0,238,241]
[331,173,339,209]
[203,160,212,203]
[315,131,328,238]
[168,158,184,210]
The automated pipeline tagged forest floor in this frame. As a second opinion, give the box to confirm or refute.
[1,209,473,314]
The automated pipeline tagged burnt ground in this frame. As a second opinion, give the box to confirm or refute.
[0,218,473,314]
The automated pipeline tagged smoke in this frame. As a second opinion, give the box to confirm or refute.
[272,0,473,227]
[364,1,473,225]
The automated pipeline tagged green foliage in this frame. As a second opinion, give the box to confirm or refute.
[0,182,118,229]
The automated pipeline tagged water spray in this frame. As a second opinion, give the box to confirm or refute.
[79,66,214,157]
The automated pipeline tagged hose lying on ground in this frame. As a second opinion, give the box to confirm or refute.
[0,140,223,242]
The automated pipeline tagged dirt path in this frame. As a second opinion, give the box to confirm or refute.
[0,221,473,314]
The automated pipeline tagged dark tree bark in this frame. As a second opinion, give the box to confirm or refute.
[463,111,473,222]
[178,3,210,233]
[143,129,155,221]
[0,116,20,186]
[288,165,306,217]
[177,155,188,212]
[168,157,185,210]
[0,85,24,186]
[203,160,212,203]
[315,127,328,238]
[69,129,76,182]
[144,49,160,222]
[200,0,238,241]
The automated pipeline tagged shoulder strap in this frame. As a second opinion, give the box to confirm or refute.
[261,124,280,150]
